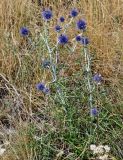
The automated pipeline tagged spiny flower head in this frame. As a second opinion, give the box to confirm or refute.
[42,9,53,20]
[77,19,86,30]
[70,8,78,17]
[55,25,62,32]
[76,35,81,42]
[91,108,98,116]
[81,36,89,45]
[58,34,68,44]
[20,27,29,36]
[93,73,102,84]
[59,16,65,22]
[36,83,50,94]
[36,83,45,91]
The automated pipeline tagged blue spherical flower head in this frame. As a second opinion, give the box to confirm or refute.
[71,9,78,17]
[55,25,62,32]
[20,27,29,36]
[58,34,68,45]
[59,16,65,22]
[91,108,98,116]
[42,9,53,20]
[77,19,86,30]
[76,35,81,42]
[93,73,102,84]
[36,83,45,91]
[81,36,89,45]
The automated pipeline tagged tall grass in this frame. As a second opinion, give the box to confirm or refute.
[0,0,123,160]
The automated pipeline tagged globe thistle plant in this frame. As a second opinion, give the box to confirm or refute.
[20,7,103,120]
[17,9,107,154]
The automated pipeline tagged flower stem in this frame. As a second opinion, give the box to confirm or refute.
[42,22,57,83]
[83,47,93,110]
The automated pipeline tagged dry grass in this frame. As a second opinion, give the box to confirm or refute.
[0,0,123,159]
[1,0,123,84]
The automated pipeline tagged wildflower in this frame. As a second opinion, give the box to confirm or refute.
[104,145,110,153]
[93,145,104,154]
[90,144,110,159]
[90,144,96,151]
[70,9,78,17]
[59,16,65,22]
[93,73,102,84]
[36,83,50,95]
[76,35,81,42]
[55,25,62,32]
[76,19,86,30]
[91,108,98,116]
[42,9,53,20]
[36,83,45,91]
[58,34,68,44]
[20,27,29,36]
[81,36,89,45]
